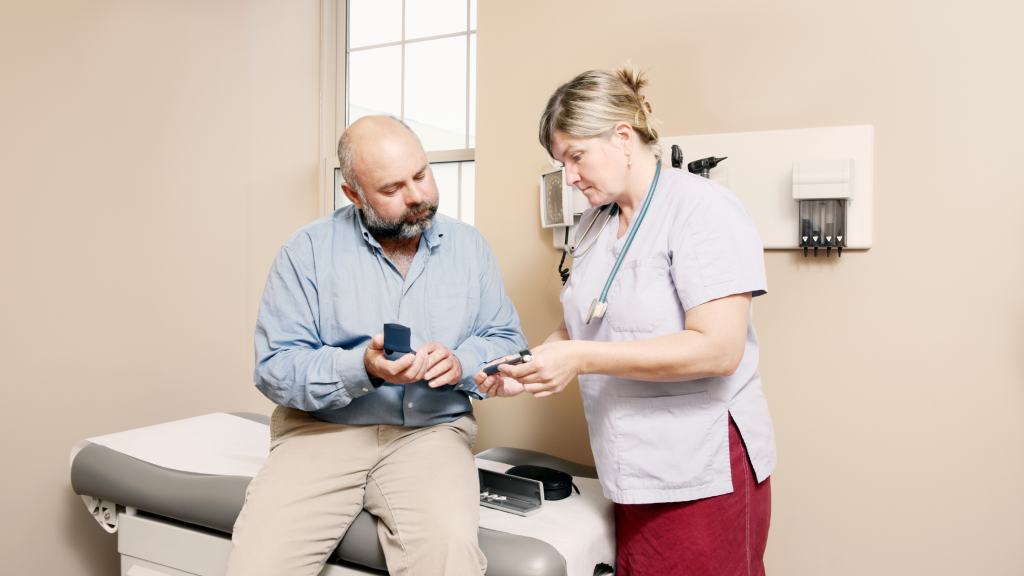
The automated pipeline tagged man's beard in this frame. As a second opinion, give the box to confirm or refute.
[358,192,439,240]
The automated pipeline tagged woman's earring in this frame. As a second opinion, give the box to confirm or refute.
[627,157,633,167]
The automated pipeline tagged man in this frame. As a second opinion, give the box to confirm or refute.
[227,115,527,576]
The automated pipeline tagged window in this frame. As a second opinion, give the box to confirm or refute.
[336,0,477,225]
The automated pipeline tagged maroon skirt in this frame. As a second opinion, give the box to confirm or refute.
[614,415,772,576]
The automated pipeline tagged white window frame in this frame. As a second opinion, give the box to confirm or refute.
[319,0,346,216]
[319,0,476,216]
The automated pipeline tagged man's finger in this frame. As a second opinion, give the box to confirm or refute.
[383,351,417,374]
[428,369,456,388]
[480,373,501,394]
[368,333,385,350]
[418,342,445,364]
[425,357,452,381]
[404,349,430,382]
[483,380,500,397]
[426,359,454,386]
[424,347,450,372]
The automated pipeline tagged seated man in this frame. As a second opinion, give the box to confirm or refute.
[227,115,527,576]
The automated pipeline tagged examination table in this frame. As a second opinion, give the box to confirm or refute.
[70,413,613,576]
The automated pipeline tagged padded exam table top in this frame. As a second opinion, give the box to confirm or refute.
[71,413,604,576]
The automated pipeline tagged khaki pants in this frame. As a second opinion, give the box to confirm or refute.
[227,407,486,576]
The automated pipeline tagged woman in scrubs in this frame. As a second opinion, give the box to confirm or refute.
[476,67,776,575]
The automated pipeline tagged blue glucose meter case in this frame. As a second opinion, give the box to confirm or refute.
[383,323,414,361]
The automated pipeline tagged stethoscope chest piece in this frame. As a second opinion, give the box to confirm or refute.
[586,298,608,324]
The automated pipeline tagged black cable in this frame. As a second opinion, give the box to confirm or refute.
[558,251,570,285]
[558,226,571,285]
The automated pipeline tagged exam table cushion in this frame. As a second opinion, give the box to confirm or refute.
[71,413,596,576]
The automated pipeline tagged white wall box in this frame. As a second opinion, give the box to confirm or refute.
[660,125,873,250]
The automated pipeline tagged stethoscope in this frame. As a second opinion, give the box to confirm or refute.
[570,160,662,324]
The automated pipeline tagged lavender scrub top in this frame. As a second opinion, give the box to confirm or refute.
[561,166,776,505]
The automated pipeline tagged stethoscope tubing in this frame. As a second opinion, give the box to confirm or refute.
[582,160,661,305]
[568,204,617,259]
[599,160,661,303]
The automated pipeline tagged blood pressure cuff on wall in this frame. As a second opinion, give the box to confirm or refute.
[506,465,580,501]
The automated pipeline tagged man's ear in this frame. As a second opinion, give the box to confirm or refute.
[341,182,363,209]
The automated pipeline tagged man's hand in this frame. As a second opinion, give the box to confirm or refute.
[421,342,463,388]
[364,333,430,385]
[474,355,527,398]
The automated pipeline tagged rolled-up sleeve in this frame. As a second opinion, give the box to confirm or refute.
[254,244,376,411]
[452,235,528,399]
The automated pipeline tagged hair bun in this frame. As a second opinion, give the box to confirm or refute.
[538,65,661,159]
[617,65,649,97]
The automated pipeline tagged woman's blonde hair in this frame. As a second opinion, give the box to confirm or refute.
[539,65,660,159]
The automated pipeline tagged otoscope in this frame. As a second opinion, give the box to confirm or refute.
[669,145,727,178]
[687,156,727,178]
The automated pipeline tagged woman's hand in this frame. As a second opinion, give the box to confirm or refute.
[498,340,583,399]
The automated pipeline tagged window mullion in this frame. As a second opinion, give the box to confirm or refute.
[401,0,406,122]
[465,0,471,149]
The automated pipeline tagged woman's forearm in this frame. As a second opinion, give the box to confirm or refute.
[574,330,733,382]
[573,294,751,382]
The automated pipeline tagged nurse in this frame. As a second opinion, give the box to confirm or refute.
[476,67,777,575]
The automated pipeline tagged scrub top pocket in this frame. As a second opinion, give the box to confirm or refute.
[605,258,678,333]
[614,392,714,491]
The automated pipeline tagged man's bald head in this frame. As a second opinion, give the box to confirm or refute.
[336,116,439,241]
[337,116,421,192]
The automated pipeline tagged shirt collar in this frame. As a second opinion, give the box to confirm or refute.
[354,209,443,250]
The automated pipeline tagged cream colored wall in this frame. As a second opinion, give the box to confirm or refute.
[244,0,322,414]
[3,0,1022,573]
[0,0,319,572]
[473,1,1024,574]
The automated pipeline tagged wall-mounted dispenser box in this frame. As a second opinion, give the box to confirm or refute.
[793,159,852,257]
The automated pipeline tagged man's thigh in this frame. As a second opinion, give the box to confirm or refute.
[364,414,485,576]
[227,407,379,576]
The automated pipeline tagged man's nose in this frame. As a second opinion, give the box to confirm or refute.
[405,180,426,205]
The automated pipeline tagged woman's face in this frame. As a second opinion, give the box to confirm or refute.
[550,129,631,208]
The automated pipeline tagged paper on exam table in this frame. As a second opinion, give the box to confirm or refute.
[70,413,270,477]
[476,459,615,576]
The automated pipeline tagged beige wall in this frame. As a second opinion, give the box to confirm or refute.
[3,0,1023,574]
[473,0,1024,575]
[0,0,319,572]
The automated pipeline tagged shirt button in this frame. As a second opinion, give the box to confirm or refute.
[408,402,414,408]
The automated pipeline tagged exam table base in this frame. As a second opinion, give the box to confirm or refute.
[118,510,376,576]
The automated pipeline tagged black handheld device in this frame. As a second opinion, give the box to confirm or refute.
[482,349,533,376]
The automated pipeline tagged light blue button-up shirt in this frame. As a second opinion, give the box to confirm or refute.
[254,207,527,427]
